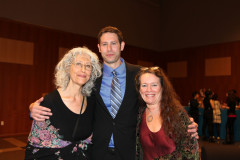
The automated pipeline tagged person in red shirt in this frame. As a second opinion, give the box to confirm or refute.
[135,67,199,160]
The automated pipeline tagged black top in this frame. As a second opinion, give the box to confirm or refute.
[226,96,237,115]
[203,97,213,113]
[46,90,93,141]
[189,99,199,112]
[25,89,95,160]
[189,99,199,123]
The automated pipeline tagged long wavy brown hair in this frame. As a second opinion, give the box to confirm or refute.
[135,66,188,143]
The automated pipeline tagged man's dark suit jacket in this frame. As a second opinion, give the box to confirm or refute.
[91,62,141,160]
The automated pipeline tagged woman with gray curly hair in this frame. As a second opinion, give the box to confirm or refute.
[25,47,102,160]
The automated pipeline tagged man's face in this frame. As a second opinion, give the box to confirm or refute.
[98,32,125,66]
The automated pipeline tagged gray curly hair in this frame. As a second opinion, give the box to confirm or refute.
[55,47,102,96]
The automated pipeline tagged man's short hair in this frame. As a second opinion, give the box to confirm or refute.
[97,26,124,44]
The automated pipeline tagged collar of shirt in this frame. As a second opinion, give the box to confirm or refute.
[102,58,126,77]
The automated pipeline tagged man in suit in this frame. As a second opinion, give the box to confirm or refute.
[91,26,141,159]
[30,26,198,160]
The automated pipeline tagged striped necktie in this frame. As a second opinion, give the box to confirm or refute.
[110,70,122,118]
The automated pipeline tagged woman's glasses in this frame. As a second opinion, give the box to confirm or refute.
[74,62,92,71]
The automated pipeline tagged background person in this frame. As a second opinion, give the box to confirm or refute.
[202,89,215,142]
[189,91,200,124]
[25,47,101,159]
[224,90,237,144]
[212,93,221,142]
[198,88,205,109]
[135,67,199,160]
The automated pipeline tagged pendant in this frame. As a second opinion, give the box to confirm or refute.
[147,115,153,122]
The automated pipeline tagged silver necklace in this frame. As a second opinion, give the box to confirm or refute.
[146,107,160,122]
[146,107,153,122]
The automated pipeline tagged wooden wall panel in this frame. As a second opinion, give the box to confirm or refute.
[137,60,154,67]
[58,47,70,61]
[205,57,231,76]
[1,17,240,136]
[167,61,187,78]
[158,43,240,106]
[0,37,34,65]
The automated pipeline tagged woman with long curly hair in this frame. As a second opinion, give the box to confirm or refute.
[135,67,199,160]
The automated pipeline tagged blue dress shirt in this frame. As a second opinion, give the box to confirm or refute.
[100,58,126,148]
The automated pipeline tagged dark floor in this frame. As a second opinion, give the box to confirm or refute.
[0,135,28,160]
[0,135,240,160]
[199,138,240,160]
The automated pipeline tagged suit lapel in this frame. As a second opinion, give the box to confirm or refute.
[115,63,133,116]
[95,76,112,116]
